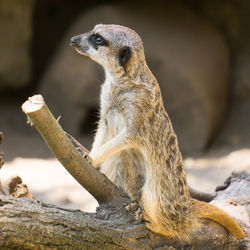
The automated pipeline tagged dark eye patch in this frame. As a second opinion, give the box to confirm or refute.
[118,47,132,67]
[89,33,108,50]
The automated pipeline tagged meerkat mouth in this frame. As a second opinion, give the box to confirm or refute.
[75,46,89,56]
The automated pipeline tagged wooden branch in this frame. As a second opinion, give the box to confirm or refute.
[21,95,129,205]
[0,180,4,195]
[0,171,248,249]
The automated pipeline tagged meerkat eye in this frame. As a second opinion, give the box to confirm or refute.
[95,35,104,45]
[89,34,108,49]
[118,47,132,67]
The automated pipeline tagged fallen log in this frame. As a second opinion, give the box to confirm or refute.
[0,171,249,249]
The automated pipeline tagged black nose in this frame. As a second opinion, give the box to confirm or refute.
[70,36,81,47]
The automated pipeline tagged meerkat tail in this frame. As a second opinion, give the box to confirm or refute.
[191,198,244,239]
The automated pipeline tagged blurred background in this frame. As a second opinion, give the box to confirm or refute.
[0,0,249,212]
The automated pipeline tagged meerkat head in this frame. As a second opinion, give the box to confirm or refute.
[70,24,145,78]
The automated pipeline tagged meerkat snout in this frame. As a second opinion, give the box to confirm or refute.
[70,36,80,47]
[70,33,91,55]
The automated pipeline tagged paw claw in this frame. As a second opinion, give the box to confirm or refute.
[83,154,93,165]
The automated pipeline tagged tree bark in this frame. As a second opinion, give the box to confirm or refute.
[0,172,249,249]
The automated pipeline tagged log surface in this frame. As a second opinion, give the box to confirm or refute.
[0,171,249,249]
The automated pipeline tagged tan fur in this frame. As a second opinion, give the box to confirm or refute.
[71,24,244,239]
[192,199,244,239]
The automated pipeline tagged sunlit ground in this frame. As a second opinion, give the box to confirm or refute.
[1,158,98,212]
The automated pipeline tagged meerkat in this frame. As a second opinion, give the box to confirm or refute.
[70,24,244,240]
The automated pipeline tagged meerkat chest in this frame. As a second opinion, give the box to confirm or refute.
[104,107,125,137]
[100,81,127,137]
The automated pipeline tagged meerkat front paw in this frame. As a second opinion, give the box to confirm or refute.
[83,153,101,170]
[88,150,102,168]
[125,202,143,222]
[125,201,139,212]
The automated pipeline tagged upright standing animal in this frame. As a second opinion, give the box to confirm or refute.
[70,24,244,240]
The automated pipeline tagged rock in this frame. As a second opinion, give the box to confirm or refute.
[39,0,230,154]
[0,0,34,88]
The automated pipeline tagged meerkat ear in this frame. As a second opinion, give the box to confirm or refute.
[118,47,131,67]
